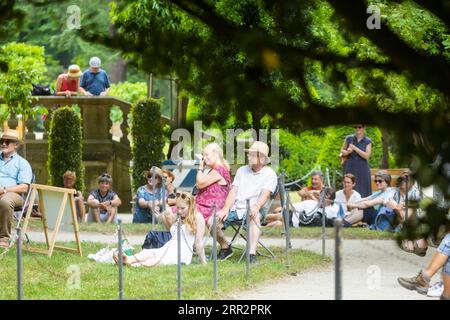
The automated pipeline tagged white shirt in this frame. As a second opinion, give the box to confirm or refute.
[291,200,339,227]
[231,165,278,219]
[335,189,362,215]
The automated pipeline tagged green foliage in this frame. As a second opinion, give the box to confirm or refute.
[130,98,164,191]
[47,107,84,192]
[109,82,147,104]
[0,42,46,117]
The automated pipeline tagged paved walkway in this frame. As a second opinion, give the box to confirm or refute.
[24,229,438,300]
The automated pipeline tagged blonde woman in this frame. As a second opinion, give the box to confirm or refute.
[114,192,203,266]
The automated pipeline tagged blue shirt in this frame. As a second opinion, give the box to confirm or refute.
[80,69,110,96]
[89,189,117,215]
[0,152,32,188]
[368,187,399,211]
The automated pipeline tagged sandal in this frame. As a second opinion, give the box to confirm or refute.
[400,240,427,257]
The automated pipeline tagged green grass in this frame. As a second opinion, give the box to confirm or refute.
[0,242,329,300]
[26,220,395,240]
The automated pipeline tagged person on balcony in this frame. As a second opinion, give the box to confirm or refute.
[0,130,32,249]
[55,64,83,97]
[80,57,111,96]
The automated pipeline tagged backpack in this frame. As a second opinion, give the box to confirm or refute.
[142,230,171,249]
[371,207,399,232]
[31,84,52,96]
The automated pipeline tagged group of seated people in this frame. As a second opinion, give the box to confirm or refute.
[265,169,420,233]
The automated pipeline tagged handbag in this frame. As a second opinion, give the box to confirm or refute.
[32,84,52,96]
[142,230,172,249]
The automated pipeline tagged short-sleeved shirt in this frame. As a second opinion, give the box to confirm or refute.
[80,69,110,96]
[231,165,278,219]
[89,189,117,215]
[0,152,32,188]
[335,189,361,214]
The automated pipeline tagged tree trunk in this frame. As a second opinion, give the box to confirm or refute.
[108,57,127,83]
[380,127,389,168]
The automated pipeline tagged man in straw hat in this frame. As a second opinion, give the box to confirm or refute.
[80,56,111,96]
[215,141,278,263]
[0,130,32,249]
[55,64,83,97]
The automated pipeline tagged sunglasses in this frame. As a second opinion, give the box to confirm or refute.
[101,173,111,178]
[0,139,15,145]
[374,179,384,184]
[176,192,192,200]
[354,125,364,129]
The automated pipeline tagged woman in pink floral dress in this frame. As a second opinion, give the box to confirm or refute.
[195,143,230,263]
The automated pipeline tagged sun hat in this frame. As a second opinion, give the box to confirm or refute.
[0,129,20,142]
[244,141,271,163]
[89,57,101,68]
[67,64,82,78]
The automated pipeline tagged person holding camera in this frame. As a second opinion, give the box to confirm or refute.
[132,167,165,224]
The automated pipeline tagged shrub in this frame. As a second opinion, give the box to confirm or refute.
[130,98,164,191]
[47,107,84,191]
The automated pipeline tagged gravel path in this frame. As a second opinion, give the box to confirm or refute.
[25,230,439,300]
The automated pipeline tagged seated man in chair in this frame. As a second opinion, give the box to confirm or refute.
[0,130,32,249]
[216,141,278,263]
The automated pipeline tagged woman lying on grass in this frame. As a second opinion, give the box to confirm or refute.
[113,192,205,266]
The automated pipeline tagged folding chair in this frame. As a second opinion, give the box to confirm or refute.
[228,183,280,262]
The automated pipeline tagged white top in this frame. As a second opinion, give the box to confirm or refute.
[231,165,278,219]
[149,224,195,265]
[335,189,362,215]
[291,200,340,227]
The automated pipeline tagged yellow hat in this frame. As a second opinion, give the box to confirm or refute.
[67,64,82,78]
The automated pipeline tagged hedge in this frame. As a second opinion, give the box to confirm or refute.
[130,98,165,191]
[47,106,84,191]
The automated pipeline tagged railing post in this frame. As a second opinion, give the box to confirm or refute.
[212,204,218,291]
[177,212,182,300]
[245,199,250,275]
[334,218,343,300]
[279,171,290,268]
[151,166,156,228]
[320,190,326,257]
[118,220,123,300]
[17,228,22,300]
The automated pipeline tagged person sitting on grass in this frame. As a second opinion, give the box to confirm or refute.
[334,173,362,227]
[346,170,398,227]
[133,167,165,224]
[62,170,86,223]
[398,232,450,300]
[86,173,121,224]
[162,169,177,207]
[297,171,324,201]
[114,192,204,266]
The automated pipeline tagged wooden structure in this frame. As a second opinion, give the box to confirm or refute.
[21,184,82,257]
[0,95,189,212]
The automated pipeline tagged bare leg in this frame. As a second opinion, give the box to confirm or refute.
[91,207,101,223]
[195,212,207,264]
[266,220,283,228]
[215,221,229,249]
[106,207,117,224]
[265,213,282,224]
[249,213,262,255]
[76,199,86,223]
[443,273,450,298]
[126,248,157,265]
[424,252,449,278]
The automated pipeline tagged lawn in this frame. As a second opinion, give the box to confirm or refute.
[26,220,396,240]
[0,242,330,300]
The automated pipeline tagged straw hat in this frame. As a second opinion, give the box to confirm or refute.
[67,64,82,78]
[245,141,271,162]
[1,129,20,142]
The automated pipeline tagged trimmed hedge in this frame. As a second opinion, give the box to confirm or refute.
[47,106,84,191]
[130,98,165,191]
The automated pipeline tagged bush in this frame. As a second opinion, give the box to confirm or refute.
[130,98,165,191]
[47,107,84,191]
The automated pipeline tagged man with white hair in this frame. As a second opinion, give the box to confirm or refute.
[80,57,111,96]
[0,130,32,248]
[216,141,278,263]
